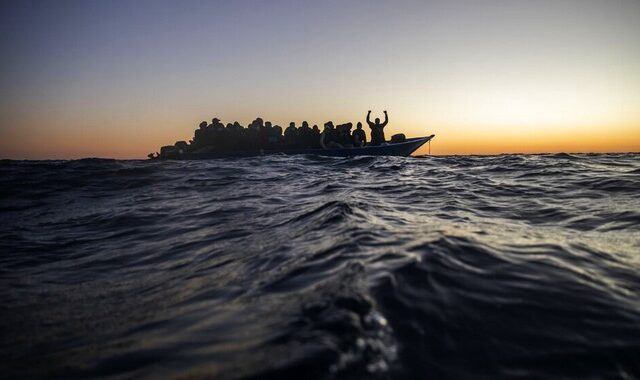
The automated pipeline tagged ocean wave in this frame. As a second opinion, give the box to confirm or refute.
[1,153,639,379]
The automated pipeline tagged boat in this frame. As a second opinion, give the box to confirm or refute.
[153,135,434,160]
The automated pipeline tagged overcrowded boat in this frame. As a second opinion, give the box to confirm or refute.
[149,111,434,159]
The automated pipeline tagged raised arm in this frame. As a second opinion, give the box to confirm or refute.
[382,110,388,127]
[366,110,373,127]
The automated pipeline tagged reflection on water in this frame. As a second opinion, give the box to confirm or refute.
[1,153,639,379]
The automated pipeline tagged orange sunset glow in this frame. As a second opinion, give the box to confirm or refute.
[1,1,639,158]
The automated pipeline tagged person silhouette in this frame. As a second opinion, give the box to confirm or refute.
[320,122,343,149]
[353,122,366,147]
[367,110,388,145]
[284,122,297,148]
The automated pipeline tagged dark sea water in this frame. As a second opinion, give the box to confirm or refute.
[1,153,639,379]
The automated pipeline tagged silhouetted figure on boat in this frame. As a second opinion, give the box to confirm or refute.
[311,125,321,148]
[197,117,222,151]
[320,122,343,149]
[272,125,283,148]
[353,122,366,147]
[246,118,262,151]
[298,121,313,148]
[229,121,245,150]
[337,123,354,147]
[367,110,388,145]
[192,121,209,150]
[210,117,224,130]
[284,122,297,148]
[258,121,268,148]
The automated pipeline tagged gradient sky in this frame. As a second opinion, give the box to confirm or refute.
[1,0,639,158]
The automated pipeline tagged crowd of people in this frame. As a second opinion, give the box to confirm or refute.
[152,111,391,157]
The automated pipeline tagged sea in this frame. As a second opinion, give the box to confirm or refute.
[1,153,639,379]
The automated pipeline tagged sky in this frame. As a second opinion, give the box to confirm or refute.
[1,0,639,158]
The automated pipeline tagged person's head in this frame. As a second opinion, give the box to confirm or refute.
[212,117,220,123]
[375,118,380,124]
[265,121,272,128]
[302,121,309,128]
[199,121,207,129]
[346,122,353,129]
[356,122,362,129]
[313,125,319,131]
[327,121,334,128]
[226,123,233,129]
[289,122,295,128]
[275,125,282,134]
[323,122,331,130]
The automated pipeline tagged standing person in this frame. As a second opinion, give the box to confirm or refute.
[367,110,388,145]
[352,122,366,147]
